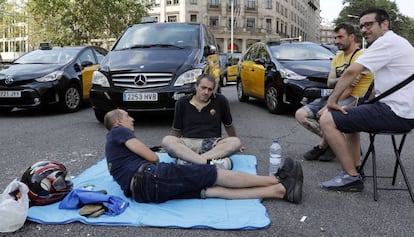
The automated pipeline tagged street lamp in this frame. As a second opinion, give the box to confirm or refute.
[230,0,234,54]
[347,14,366,48]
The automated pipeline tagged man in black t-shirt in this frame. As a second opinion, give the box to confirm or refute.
[162,74,244,170]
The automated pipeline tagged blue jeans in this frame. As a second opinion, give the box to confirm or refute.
[132,162,217,203]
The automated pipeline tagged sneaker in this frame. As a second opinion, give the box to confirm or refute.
[318,148,335,162]
[320,170,364,192]
[356,165,365,180]
[208,157,233,170]
[304,146,327,161]
[275,158,303,204]
[176,159,193,165]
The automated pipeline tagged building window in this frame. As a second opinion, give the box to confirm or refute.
[266,18,272,32]
[246,17,255,29]
[190,14,197,22]
[228,17,238,28]
[190,0,197,4]
[246,0,256,10]
[265,0,272,9]
[166,0,179,5]
[209,16,219,27]
[227,0,238,9]
[209,0,219,8]
[167,15,177,22]
[276,20,279,33]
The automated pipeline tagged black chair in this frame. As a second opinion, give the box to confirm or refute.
[358,130,414,202]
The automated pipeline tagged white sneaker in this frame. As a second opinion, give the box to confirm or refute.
[208,157,233,170]
[176,159,193,165]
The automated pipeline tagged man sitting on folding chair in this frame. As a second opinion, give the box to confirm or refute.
[319,8,414,192]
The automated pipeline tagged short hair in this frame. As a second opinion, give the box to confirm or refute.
[359,8,391,28]
[196,73,216,88]
[103,109,124,131]
[334,22,356,35]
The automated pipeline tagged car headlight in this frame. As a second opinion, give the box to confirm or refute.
[91,71,110,87]
[35,71,64,82]
[174,69,203,86]
[279,67,306,80]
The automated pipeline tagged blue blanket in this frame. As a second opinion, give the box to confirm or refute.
[27,153,270,229]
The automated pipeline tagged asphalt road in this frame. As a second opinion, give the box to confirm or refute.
[1,86,413,236]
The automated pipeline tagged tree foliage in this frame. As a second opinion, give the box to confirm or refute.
[334,0,414,46]
[25,0,150,46]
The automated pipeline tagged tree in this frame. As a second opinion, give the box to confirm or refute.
[25,0,150,46]
[334,0,414,46]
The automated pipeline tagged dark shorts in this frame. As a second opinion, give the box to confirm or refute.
[332,102,414,133]
[180,137,221,154]
[304,96,355,118]
[131,162,217,203]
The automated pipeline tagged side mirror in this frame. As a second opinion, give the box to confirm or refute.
[81,61,94,67]
[204,45,217,56]
[254,57,266,65]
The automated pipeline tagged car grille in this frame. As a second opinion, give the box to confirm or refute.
[111,72,173,89]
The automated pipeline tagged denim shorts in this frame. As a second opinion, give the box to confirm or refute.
[303,96,356,118]
[132,162,217,203]
[332,102,414,133]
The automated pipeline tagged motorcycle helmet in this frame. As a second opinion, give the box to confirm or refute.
[21,160,73,206]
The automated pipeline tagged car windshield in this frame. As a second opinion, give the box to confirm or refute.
[14,48,79,64]
[270,43,334,61]
[227,53,241,65]
[219,54,227,67]
[114,24,200,50]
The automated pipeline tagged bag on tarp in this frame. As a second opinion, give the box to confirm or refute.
[0,179,30,233]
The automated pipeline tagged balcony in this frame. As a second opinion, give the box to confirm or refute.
[208,4,220,10]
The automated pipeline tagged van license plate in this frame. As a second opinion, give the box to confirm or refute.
[123,92,158,101]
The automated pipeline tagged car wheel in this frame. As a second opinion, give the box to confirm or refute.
[60,84,81,113]
[237,80,249,102]
[93,109,107,123]
[222,76,227,87]
[265,84,285,114]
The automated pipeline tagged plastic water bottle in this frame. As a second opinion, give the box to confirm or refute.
[269,138,282,176]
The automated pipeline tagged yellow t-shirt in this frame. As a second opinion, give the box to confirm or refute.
[331,49,374,98]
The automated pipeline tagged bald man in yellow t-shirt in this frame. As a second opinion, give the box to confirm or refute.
[295,22,374,162]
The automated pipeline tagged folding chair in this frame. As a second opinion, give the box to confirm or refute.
[358,130,414,202]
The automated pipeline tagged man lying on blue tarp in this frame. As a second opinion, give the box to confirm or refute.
[103,107,304,204]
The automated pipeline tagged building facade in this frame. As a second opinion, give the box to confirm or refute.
[0,14,30,62]
[320,21,335,44]
[143,0,321,53]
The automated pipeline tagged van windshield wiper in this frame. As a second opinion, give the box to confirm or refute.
[147,44,184,49]
[117,44,184,50]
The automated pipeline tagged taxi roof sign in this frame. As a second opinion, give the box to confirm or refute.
[140,16,157,24]
[39,42,53,50]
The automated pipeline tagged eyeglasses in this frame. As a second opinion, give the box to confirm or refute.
[359,21,377,30]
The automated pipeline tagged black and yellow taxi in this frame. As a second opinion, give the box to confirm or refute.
[222,53,242,86]
[237,41,334,114]
[0,43,107,113]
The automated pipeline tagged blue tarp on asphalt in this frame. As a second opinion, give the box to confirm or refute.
[27,153,271,230]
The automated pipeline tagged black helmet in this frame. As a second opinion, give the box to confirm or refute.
[21,160,73,206]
